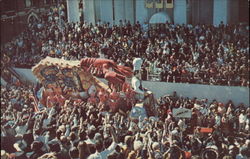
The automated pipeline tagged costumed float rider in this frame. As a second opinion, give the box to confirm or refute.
[87,84,98,106]
[131,57,150,102]
[97,88,109,111]
[108,87,126,116]
[62,81,89,103]
[37,82,55,110]
[46,82,65,108]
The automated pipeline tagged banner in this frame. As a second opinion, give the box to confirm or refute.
[172,108,192,118]
[155,0,164,8]
[165,0,174,8]
[145,0,154,8]
[199,127,213,133]
[145,0,174,9]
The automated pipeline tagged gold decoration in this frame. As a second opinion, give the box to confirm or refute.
[145,0,154,8]
[165,0,174,8]
[155,0,164,8]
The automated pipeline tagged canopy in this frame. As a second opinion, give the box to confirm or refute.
[149,12,171,24]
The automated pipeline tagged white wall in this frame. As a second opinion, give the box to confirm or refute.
[13,67,249,106]
[114,0,134,24]
[1,77,7,86]
[142,81,249,106]
[114,0,125,24]
[94,0,101,21]
[124,0,134,24]
[84,0,96,24]
[213,0,228,26]
[174,0,187,24]
[84,0,135,25]
[13,68,37,85]
[135,0,148,24]
[67,0,80,23]
[99,0,113,24]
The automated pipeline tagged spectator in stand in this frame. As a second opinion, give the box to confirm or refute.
[2,5,249,87]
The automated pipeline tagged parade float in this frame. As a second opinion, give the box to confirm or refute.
[32,57,156,117]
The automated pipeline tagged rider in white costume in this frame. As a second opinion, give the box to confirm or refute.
[131,58,151,101]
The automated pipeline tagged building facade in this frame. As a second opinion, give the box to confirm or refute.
[67,0,249,25]
[1,0,249,43]
[0,0,65,43]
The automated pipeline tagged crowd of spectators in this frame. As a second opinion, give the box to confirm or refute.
[1,82,250,159]
[1,3,250,159]
[2,5,249,87]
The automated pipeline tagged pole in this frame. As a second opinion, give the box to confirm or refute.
[112,0,115,25]
[58,0,62,31]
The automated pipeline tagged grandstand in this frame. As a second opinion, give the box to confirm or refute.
[1,0,249,159]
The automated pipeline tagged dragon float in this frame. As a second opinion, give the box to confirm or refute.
[32,57,156,116]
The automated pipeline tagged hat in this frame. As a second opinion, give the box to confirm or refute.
[172,140,178,146]
[1,150,9,159]
[60,136,67,143]
[133,140,143,151]
[128,151,136,158]
[171,129,179,136]
[154,151,163,159]
[94,133,102,141]
[218,103,224,106]
[37,152,57,159]
[89,125,96,131]
[58,125,66,132]
[13,140,27,152]
[152,142,160,150]
[245,139,250,145]
[15,134,23,140]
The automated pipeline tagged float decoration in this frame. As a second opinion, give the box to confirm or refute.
[32,57,110,98]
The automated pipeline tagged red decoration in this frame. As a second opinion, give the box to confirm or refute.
[109,90,120,112]
[80,58,133,86]
[199,127,213,133]
[98,88,109,103]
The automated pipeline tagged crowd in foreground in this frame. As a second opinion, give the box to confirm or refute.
[1,5,249,86]
[1,81,250,159]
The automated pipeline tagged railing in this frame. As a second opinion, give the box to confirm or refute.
[1,68,12,83]
[147,68,162,81]
[7,67,22,80]
[146,68,249,87]
[1,66,27,86]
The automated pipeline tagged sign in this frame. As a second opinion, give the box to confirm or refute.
[172,108,192,118]
[199,127,213,133]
